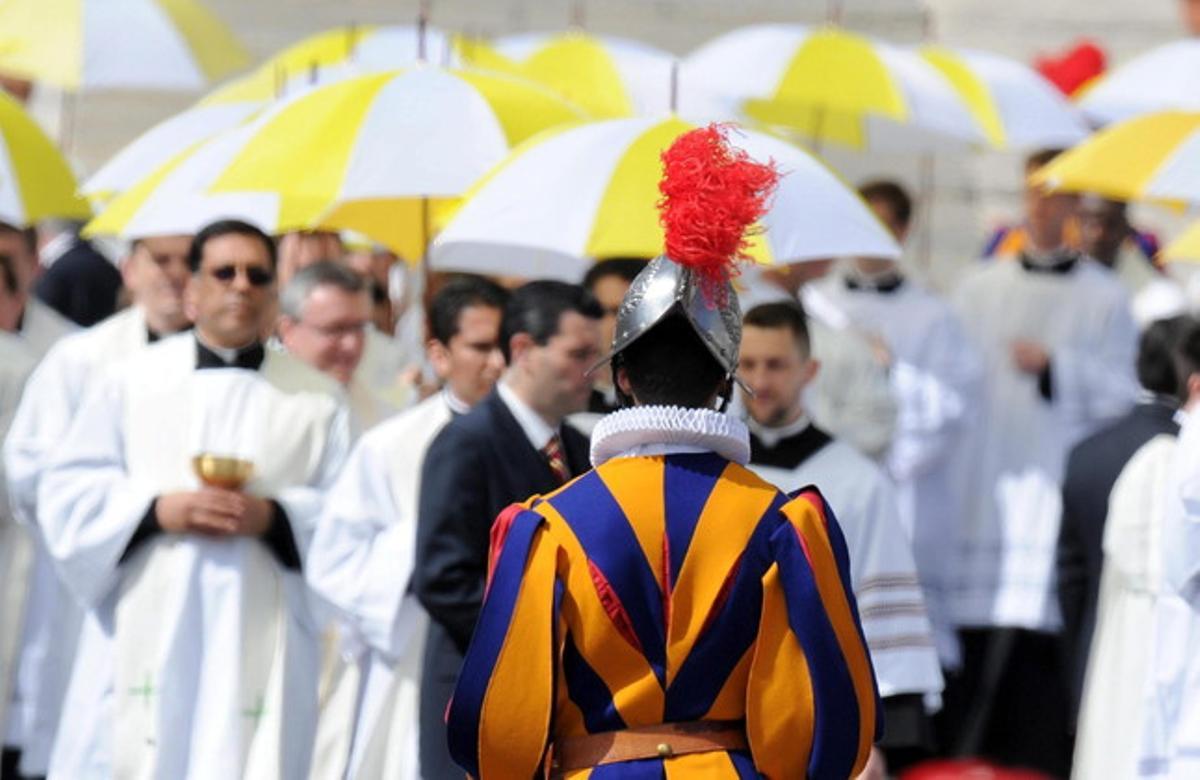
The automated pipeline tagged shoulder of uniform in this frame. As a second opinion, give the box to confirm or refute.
[262,350,343,398]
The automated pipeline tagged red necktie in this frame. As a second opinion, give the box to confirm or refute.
[542,434,570,484]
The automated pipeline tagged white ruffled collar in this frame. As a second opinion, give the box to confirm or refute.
[590,405,751,467]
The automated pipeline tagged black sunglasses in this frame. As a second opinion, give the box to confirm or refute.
[209,264,274,287]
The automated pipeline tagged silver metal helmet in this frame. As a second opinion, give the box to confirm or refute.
[593,254,742,382]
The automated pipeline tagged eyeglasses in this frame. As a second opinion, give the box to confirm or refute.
[208,264,274,287]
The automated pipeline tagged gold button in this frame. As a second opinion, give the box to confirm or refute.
[657,742,673,757]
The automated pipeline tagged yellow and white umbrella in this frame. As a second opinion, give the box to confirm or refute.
[89,67,585,257]
[1078,40,1200,125]
[0,0,251,91]
[678,24,983,151]
[432,116,900,281]
[481,32,676,118]
[919,45,1088,150]
[1033,111,1200,204]
[0,90,88,225]
[1163,220,1200,263]
[208,66,586,258]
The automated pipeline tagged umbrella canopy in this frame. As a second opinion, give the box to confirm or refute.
[0,0,251,91]
[432,116,900,281]
[1078,40,1200,125]
[482,32,676,117]
[919,45,1089,150]
[679,24,982,151]
[1033,111,1200,204]
[0,90,89,225]
[206,66,586,258]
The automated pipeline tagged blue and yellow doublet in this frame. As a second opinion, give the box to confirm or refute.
[447,451,882,778]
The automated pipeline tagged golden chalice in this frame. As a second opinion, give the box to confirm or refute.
[192,454,254,491]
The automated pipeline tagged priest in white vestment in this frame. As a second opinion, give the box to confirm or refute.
[38,221,350,779]
[737,301,943,775]
[946,161,1138,775]
[2,235,193,778]
[306,275,508,780]
[737,260,897,459]
[277,260,396,435]
[1136,327,1200,778]
[814,180,983,669]
[0,331,36,777]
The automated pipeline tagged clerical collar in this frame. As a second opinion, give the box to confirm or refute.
[590,405,750,467]
[745,413,811,448]
[844,270,906,294]
[1019,250,1079,275]
[194,334,266,371]
[746,416,834,471]
[443,387,471,416]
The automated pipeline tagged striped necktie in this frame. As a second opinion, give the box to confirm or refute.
[542,433,570,484]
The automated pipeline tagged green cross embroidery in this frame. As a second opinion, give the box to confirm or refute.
[128,673,155,711]
[241,695,266,723]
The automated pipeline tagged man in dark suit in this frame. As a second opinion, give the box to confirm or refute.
[414,280,602,778]
[1057,315,1191,723]
[34,220,123,327]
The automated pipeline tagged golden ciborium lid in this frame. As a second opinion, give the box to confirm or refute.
[192,454,254,491]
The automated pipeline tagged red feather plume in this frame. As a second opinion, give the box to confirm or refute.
[658,124,779,299]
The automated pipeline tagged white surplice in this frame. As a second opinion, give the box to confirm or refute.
[0,332,36,757]
[1073,434,1177,780]
[2,306,151,775]
[1138,410,1200,778]
[815,271,982,668]
[38,333,350,780]
[951,258,1138,632]
[307,391,455,780]
[747,420,944,704]
[735,267,898,459]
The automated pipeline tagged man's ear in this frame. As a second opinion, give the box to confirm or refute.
[508,332,534,368]
[183,277,199,322]
[1187,372,1200,406]
[802,358,821,386]
[615,364,634,397]
[426,339,451,380]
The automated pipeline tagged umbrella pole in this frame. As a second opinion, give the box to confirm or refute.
[421,194,433,311]
[571,0,586,30]
[418,0,430,63]
[918,152,935,274]
[670,61,678,114]
[59,88,76,158]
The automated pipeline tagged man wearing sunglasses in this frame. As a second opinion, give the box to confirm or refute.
[37,220,350,779]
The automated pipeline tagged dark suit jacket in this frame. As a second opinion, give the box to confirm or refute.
[34,239,123,327]
[1056,399,1178,718]
[413,389,589,778]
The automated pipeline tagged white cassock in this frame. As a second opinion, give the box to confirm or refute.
[0,332,36,755]
[2,306,155,775]
[307,391,457,780]
[1072,433,1177,779]
[1138,410,1200,778]
[736,267,898,459]
[814,270,982,668]
[16,298,75,357]
[358,327,413,410]
[746,417,944,706]
[38,333,350,779]
[951,258,1138,631]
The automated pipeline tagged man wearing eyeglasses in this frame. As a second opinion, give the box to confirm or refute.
[36,220,350,779]
[277,261,395,437]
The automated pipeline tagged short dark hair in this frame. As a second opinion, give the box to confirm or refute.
[1171,318,1200,399]
[1025,148,1065,173]
[187,219,277,273]
[582,258,647,292]
[859,179,913,231]
[744,300,811,356]
[0,221,37,257]
[279,260,366,319]
[501,280,602,363]
[619,312,727,409]
[0,254,17,295]
[428,274,509,345]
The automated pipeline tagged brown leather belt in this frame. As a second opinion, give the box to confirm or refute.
[550,720,748,774]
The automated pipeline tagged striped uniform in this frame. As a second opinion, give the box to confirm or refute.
[447,451,881,778]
